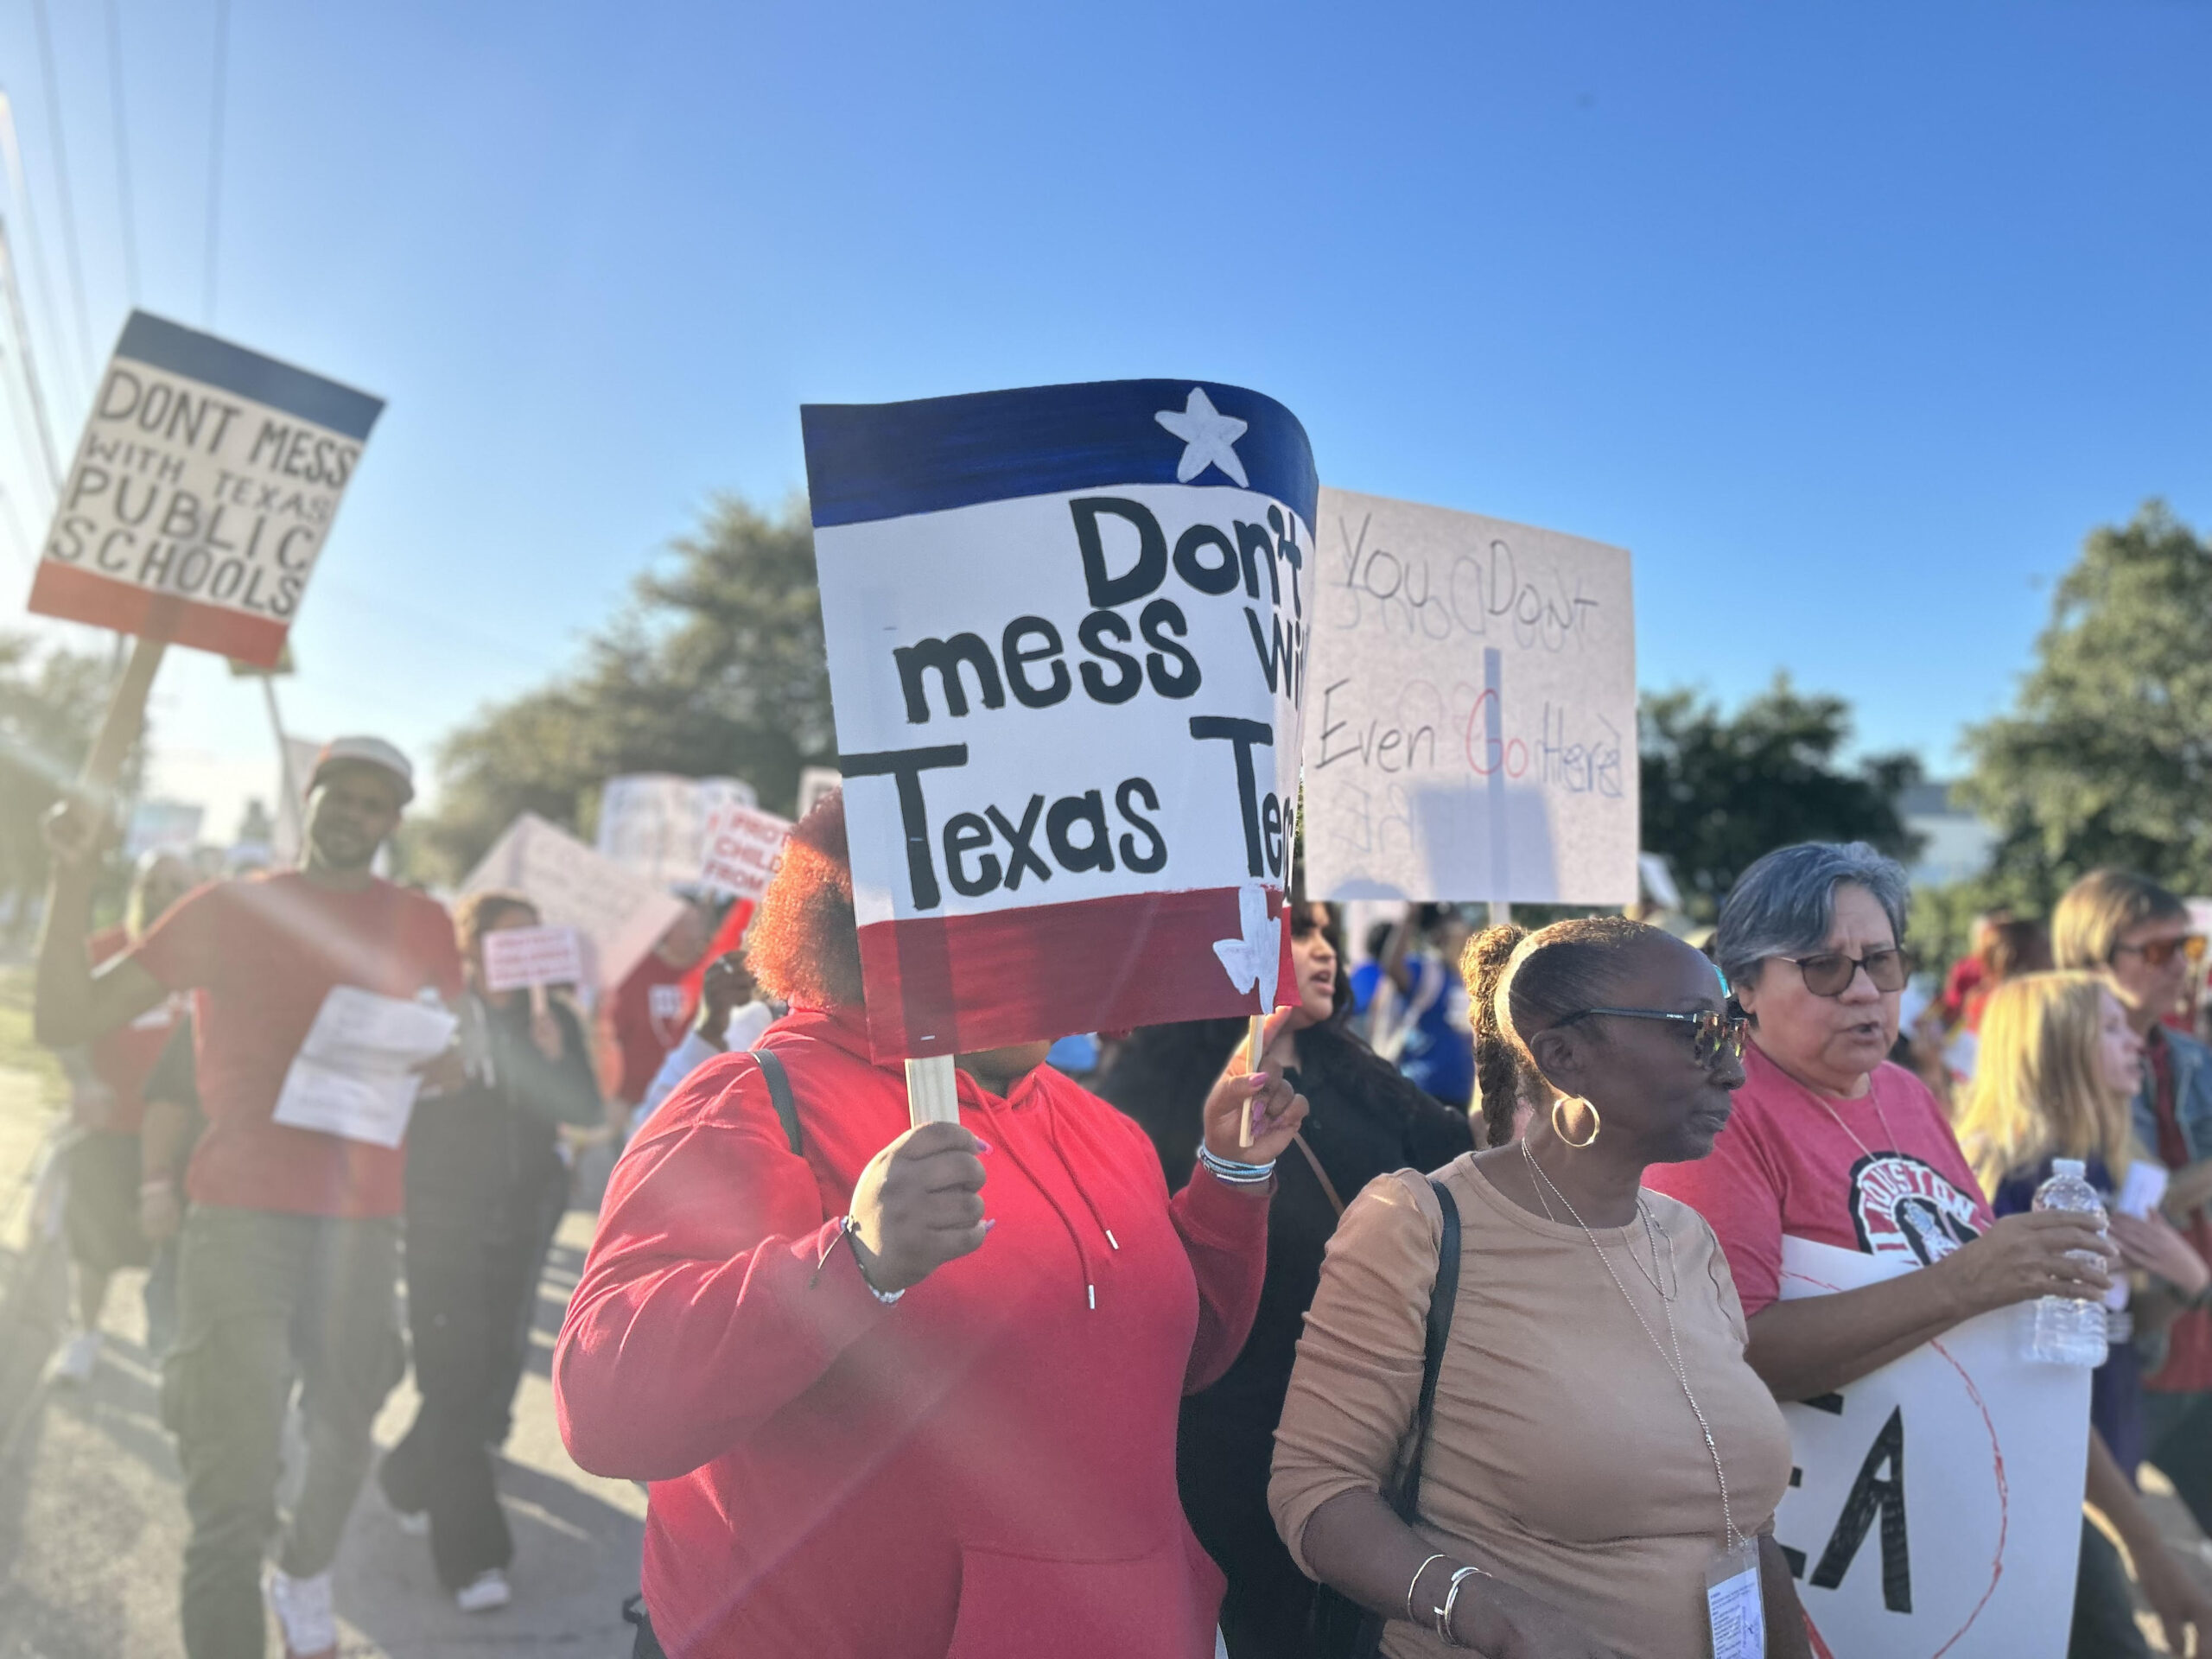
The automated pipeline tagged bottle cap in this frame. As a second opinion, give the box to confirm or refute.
[2053,1158,2088,1179]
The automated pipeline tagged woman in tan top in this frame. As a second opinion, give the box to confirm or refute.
[1270,917,1814,1657]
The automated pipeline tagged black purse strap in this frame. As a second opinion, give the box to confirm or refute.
[1388,1175,1462,1522]
[753,1047,803,1157]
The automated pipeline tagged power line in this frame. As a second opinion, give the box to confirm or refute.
[0,216,62,489]
[204,0,230,329]
[0,91,79,420]
[103,0,138,305]
[28,0,96,383]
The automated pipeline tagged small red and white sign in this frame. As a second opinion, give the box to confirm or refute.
[700,804,793,899]
[27,312,382,668]
[482,925,588,994]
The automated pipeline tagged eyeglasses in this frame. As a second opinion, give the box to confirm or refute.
[1774,948,1915,997]
[2111,934,2208,970]
[1554,1006,1748,1066]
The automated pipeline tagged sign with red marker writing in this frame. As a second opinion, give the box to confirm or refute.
[481,925,588,995]
[1300,486,1637,905]
[699,802,793,899]
[803,380,1313,1060]
[26,313,382,669]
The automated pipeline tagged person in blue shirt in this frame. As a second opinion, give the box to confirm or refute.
[1349,905,1475,1108]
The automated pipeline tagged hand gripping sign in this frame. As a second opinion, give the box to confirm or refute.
[28,312,383,669]
[802,381,1314,1071]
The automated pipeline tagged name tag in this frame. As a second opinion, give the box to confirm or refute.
[1707,1537,1765,1659]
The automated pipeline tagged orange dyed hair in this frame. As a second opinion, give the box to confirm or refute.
[747,788,867,1012]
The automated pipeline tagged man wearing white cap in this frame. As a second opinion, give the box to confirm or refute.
[36,734,463,1659]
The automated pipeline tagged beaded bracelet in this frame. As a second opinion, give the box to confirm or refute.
[1196,1145,1276,1185]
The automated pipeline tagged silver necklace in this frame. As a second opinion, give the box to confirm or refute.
[1519,1141,1740,1550]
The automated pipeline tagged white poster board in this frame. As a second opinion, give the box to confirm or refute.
[595,773,758,890]
[802,379,1314,1059]
[480,924,588,994]
[1774,1236,2088,1658]
[27,312,382,668]
[699,804,793,900]
[461,813,686,1005]
[1301,487,1637,905]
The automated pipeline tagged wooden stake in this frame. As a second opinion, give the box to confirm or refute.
[906,1053,959,1128]
[1240,1011,1267,1148]
[79,635,165,800]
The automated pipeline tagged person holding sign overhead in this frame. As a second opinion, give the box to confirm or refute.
[1271,917,1812,1656]
[376,890,601,1614]
[35,735,461,1659]
[555,791,1304,1658]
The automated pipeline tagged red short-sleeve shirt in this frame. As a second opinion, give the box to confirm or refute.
[84,925,186,1135]
[607,951,690,1105]
[127,872,462,1218]
[1644,1043,1993,1315]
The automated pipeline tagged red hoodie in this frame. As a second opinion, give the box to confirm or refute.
[555,1005,1268,1656]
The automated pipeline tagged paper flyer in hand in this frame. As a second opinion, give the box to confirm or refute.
[271,985,458,1148]
[802,380,1313,1059]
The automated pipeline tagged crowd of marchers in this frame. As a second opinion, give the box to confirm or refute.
[28,739,2212,1659]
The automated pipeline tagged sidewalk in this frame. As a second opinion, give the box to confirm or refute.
[0,969,645,1659]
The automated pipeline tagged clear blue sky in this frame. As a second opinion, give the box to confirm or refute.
[3,0,2207,837]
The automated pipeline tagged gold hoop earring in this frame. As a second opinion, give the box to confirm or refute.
[1551,1096,1600,1149]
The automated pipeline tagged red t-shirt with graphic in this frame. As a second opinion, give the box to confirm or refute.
[608,951,692,1105]
[1644,1043,1993,1316]
[128,872,461,1219]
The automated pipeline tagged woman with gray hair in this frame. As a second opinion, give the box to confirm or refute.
[1643,842,2212,1656]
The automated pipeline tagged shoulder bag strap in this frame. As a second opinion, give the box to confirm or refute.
[753,1047,803,1158]
[1291,1130,1346,1218]
[1387,1176,1463,1521]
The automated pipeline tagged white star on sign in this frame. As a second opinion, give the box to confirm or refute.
[1155,387,1249,486]
[1212,884,1281,1010]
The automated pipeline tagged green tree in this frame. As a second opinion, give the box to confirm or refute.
[1640,675,1922,919]
[416,496,834,880]
[1963,501,2212,907]
[0,633,138,938]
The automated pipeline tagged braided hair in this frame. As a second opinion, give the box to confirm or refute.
[1460,914,1656,1147]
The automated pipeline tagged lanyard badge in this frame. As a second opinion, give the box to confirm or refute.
[1706,1535,1766,1658]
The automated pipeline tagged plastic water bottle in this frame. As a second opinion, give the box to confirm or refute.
[2025,1159,2109,1366]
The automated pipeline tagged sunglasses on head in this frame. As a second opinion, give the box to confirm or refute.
[1554,1006,1748,1066]
[1773,947,1915,998]
[2112,934,2208,970]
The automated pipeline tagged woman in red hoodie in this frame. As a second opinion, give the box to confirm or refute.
[556,791,1304,1658]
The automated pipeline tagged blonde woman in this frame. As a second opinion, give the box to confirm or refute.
[1957,972,2212,1657]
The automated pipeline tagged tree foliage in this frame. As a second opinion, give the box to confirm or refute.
[416,496,835,880]
[1963,501,2212,908]
[0,633,136,934]
[1640,675,1922,920]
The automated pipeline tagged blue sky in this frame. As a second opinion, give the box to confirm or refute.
[2,0,2206,837]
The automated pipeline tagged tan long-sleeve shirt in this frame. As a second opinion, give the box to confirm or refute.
[1270,1154,1793,1659]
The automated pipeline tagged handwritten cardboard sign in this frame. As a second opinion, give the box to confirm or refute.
[461,814,686,1006]
[27,312,383,668]
[699,803,793,899]
[595,773,758,891]
[1300,487,1637,905]
[1775,1236,2086,1658]
[481,924,588,993]
[803,380,1314,1059]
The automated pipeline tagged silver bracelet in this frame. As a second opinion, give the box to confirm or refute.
[1196,1145,1276,1185]
[1404,1553,1447,1624]
[1433,1563,1489,1647]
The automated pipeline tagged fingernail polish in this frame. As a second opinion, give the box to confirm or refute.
[982,1217,999,1232]
[972,1137,993,1154]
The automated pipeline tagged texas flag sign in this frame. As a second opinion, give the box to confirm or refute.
[803,380,1316,1061]
[27,312,382,668]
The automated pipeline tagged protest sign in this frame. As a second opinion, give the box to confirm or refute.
[700,802,793,899]
[596,773,758,890]
[1300,488,1637,906]
[1773,1236,2087,1658]
[797,765,842,820]
[461,813,687,1004]
[803,379,1314,1059]
[124,799,204,860]
[481,924,588,994]
[27,312,382,669]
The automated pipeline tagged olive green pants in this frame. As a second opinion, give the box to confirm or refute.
[162,1206,403,1659]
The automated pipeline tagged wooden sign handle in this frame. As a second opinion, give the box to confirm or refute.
[906,1054,959,1128]
[1240,1012,1266,1148]
[79,636,166,798]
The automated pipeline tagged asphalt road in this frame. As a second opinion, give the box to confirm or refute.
[0,1056,645,1659]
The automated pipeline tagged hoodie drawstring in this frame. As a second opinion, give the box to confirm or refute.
[995,1130,1098,1309]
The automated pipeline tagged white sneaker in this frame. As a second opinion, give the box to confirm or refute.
[454,1568,512,1613]
[265,1566,337,1658]
[377,1479,429,1537]
[46,1330,101,1386]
